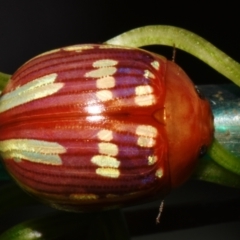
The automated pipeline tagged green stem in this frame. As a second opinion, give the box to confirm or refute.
[207,138,240,175]
[106,25,240,87]
[194,155,240,188]
[0,72,11,91]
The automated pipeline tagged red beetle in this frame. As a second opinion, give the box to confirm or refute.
[0,44,213,211]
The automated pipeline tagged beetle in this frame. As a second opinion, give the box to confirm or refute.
[0,44,213,211]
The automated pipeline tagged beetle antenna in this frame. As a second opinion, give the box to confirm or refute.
[172,44,176,62]
[156,200,164,224]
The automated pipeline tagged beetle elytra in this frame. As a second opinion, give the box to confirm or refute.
[0,44,213,211]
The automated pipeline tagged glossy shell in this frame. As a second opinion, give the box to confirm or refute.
[0,44,213,211]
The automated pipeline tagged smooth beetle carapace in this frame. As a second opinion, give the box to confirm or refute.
[0,44,213,211]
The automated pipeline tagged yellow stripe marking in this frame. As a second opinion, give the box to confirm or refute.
[99,45,132,50]
[2,151,63,165]
[0,139,66,165]
[0,139,66,154]
[96,90,113,101]
[97,129,113,141]
[98,142,118,156]
[0,73,63,113]
[63,45,94,52]
[93,59,118,68]
[85,67,117,78]
[96,168,120,178]
[96,76,115,89]
[91,155,120,168]
[69,193,99,200]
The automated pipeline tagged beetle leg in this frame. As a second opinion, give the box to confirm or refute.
[156,200,164,224]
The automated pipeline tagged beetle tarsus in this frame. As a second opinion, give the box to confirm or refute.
[156,200,164,224]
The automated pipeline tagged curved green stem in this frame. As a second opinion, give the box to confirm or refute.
[194,156,240,188]
[207,138,240,175]
[106,25,240,87]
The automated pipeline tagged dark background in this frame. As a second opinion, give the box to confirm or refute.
[0,1,240,239]
[1,1,240,85]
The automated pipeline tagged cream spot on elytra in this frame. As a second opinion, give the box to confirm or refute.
[96,76,115,89]
[96,90,113,101]
[69,193,99,200]
[151,60,160,70]
[144,70,155,79]
[134,94,156,106]
[155,168,164,178]
[148,155,158,165]
[98,142,118,156]
[136,125,157,138]
[91,155,120,168]
[96,168,120,178]
[85,67,117,78]
[135,85,153,95]
[93,59,118,68]
[97,129,113,141]
[137,136,156,148]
